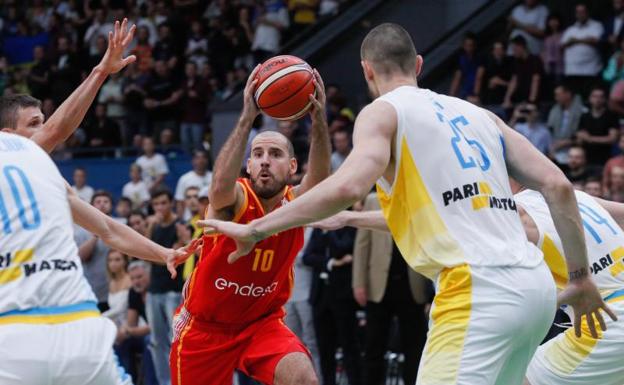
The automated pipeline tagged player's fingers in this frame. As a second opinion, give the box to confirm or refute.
[122,55,137,67]
[120,18,127,41]
[122,24,136,46]
[586,312,598,339]
[313,68,325,90]
[114,20,120,44]
[247,64,261,87]
[603,302,618,321]
[227,251,242,264]
[574,312,582,338]
[595,309,607,332]
[313,69,325,101]
[168,262,177,279]
[108,31,114,48]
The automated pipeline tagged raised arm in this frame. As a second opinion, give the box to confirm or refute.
[292,69,331,197]
[31,19,136,153]
[199,101,395,262]
[311,209,389,233]
[66,184,195,277]
[487,110,616,336]
[208,65,261,211]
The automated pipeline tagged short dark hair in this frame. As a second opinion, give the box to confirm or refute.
[0,94,42,129]
[117,197,132,206]
[585,176,602,185]
[150,186,173,201]
[129,209,146,219]
[555,82,574,94]
[589,85,606,95]
[91,190,113,205]
[360,23,418,76]
[511,35,528,48]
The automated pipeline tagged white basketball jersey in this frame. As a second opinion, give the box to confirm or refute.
[516,189,624,296]
[375,86,542,279]
[0,133,95,314]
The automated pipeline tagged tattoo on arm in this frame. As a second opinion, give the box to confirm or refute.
[569,267,588,281]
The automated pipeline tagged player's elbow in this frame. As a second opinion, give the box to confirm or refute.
[541,170,574,202]
[337,181,368,204]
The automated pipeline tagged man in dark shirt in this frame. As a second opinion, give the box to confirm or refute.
[481,40,513,105]
[578,86,619,165]
[144,60,182,139]
[504,35,544,107]
[564,146,601,183]
[145,187,183,385]
[82,103,122,157]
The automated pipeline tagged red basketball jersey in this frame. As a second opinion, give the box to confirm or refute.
[183,178,304,325]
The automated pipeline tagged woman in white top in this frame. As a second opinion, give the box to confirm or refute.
[102,250,132,327]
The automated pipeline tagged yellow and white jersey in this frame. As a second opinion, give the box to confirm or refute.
[375,86,542,279]
[515,189,624,297]
[0,133,96,321]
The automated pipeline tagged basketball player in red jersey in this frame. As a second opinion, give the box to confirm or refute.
[169,65,331,385]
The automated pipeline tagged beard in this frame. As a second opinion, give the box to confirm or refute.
[250,171,288,199]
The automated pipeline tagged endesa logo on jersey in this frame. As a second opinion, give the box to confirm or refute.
[0,249,79,284]
[214,277,278,298]
[442,181,517,212]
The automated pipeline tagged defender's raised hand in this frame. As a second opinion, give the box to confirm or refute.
[97,18,137,75]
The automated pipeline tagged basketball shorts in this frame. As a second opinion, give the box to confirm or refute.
[170,307,310,385]
[417,260,557,385]
[526,289,624,385]
[0,301,132,385]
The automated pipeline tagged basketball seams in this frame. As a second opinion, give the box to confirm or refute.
[254,65,313,109]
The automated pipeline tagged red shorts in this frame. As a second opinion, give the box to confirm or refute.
[170,308,310,385]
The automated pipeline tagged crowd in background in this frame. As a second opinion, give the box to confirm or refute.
[4,0,624,385]
[451,0,624,203]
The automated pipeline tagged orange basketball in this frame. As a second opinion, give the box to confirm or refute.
[254,55,316,121]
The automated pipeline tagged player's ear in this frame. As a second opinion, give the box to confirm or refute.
[0,127,15,133]
[246,158,251,174]
[361,60,373,82]
[289,157,297,176]
[415,55,423,78]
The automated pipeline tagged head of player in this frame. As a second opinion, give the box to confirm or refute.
[247,131,297,200]
[0,94,45,137]
[360,23,423,98]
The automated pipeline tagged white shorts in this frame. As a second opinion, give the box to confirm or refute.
[526,290,624,385]
[0,312,132,385]
[417,261,557,385]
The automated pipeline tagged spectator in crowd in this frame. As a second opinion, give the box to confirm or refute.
[481,40,512,108]
[508,0,548,55]
[103,250,131,328]
[117,260,158,385]
[49,35,80,105]
[603,134,624,193]
[71,167,95,202]
[180,61,209,152]
[561,3,604,97]
[83,103,122,156]
[603,38,624,89]
[584,176,604,197]
[98,72,126,144]
[132,25,154,74]
[251,0,290,63]
[541,13,564,88]
[153,24,178,70]
[178,185,204,280]
[174,149,212,219]
[577,86,619,166]
[503,35,544,108]
[602,0,624,55]
[74,190,115,312]
[115,197,133,224]
[136,136,169,191]
[449,32,484,102]
[509,103,552,154]
[145,188,184,385]
[185,20,209,68]
[28,45,50,101]
[128,210,149,236]
[144,59,182,138]
[331,128,351,172]
[85,35,109,75]
[122,63,149,141]
[285,227,322,377]
[606,165,624,201]
[304,226,362,385]
[123,163,151,210]
[289,0,319,36]
[548,83,585,164]
[353,192,429,385]
[564,145,600,183]
[83,8,114,56]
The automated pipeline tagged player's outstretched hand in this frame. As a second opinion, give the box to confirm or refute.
[558,276,618,338]
[241,64,262,121]
[308,69,327,125]
[97,18,136,75]
[196,219,258,263]
[309,211,349,231]
[166,237,204,279]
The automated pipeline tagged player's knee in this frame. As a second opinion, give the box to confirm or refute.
[292,370,318,385]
